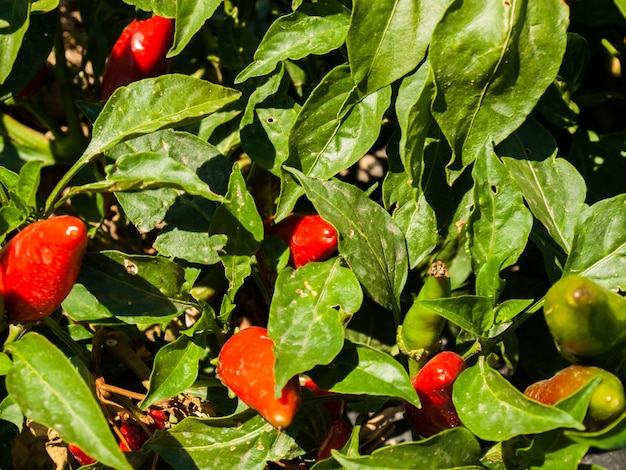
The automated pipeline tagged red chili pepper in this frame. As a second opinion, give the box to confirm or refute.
[404,351,467,437]
[67,443,97,466]
[217,326,302,429]
[101,15,175,100]
[0,216,88,322]
[118,420,150,452]
[316,418,353,461]
[266,213,338,268]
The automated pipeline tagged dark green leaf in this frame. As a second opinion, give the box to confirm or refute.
[106,151,224,201]
[169,0,222,56]
[499,117,586,254]
[85,75,240,157]
[513,430,589,470]
[62,251,195,324]
[565,413,626,451]
[107,129,231,232]
[146,414,299,470]
[269,259,363,392]
[120,0,176,17]
[564,194,626,291]
[141,334,205,409]
[155,229,226,265]
[332,427,481,469]
[431,0,569,181]
[5,333,131,470]
[290,170,408,318]
[235,0,350,83]
[415,296,495,337]
[453,360,585,442]
[0,0,29,84]
[209,164,264,318]
[395,60,434,186]
[278,65,391,218]
[347,0,451,96]
[468,145,533,302]
[308,340,419,407]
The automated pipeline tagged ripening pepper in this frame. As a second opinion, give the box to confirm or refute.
[0,216,88,322]
[265,213,338,268]
[217,326,302,429]
[398,261,451,376]
[101,15,175,100]
[543,275,626,364]
[67,444,97,466]
[524,365,625,426]
[404,351,467,438]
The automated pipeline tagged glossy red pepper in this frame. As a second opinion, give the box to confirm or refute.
[67,443,97,466]
[217,326,302,429]
[266,213,338,268]
[101,15,175,100]
[404,351,467,437]
[0,216,88,322]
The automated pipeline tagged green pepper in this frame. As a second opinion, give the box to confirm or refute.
[543,275,626,366]
[398,261,451,375]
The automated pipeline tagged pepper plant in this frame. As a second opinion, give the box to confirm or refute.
[1,0,626,469]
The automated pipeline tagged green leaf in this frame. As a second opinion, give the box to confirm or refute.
[155,229,226,265]
[513,430,589,470]
[141,334,205,409]
[468,145,533,302]
[565,412,626,451]
[269,259,363,392]
[209,164,264,318]
[563,194,626,291]
[107,129,231,233]
[347,0,451,96]
[169,0,222,57]
[290,170,408,319]
[146,414,299,470]
[0,394,23,431]
[308,340,419,407]
[235,0,350,83]
[120,0,176,17]
[332,427,482,469]
[415,296,495,337]
[453,360,585,442]
[0,206,25,244]
[15,159,42,210]
[0,0,29,84]
[430,0,569,181]
[62,251,195,324]
[106,151,225,201]
[499,117,586,254]
[5,332,131,470]
[383,167,438,270]
[395,60,434,186]
[278,64,391,218]
[85,74,240,157]
[0,352,12,375]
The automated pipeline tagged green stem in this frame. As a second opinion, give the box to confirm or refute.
[43,151,95,216]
